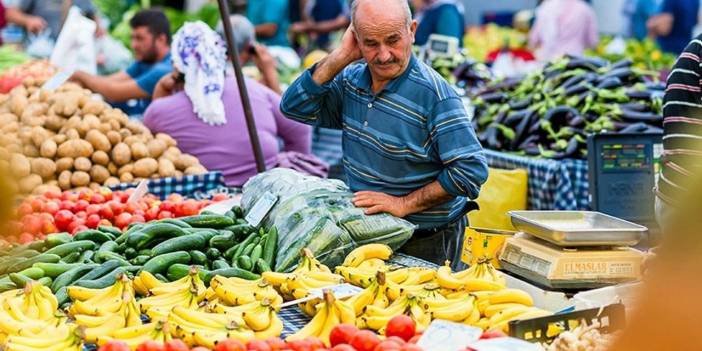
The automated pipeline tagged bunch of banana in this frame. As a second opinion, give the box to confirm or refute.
[422,292,480,326]
[209,276,283,307]
[138,269,206,320]
[97,320,173,351]
[341,243,394,268]
[345,271,390,317]
[287,290,355,346]
[436,260,505,292]
[263,248,339,301]
[359,294,431,333]
[132,271,170,296]
[4,324,82,351]
[167,306,255,348]
[0,283,66,340]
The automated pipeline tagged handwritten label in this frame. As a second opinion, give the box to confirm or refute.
[41,70,74,91]
[280,284,362,308]
[199,196,240,215]
[245,191,278,228]
[127,180,149,203]
[417,320,482,351]
[465,337,542,351]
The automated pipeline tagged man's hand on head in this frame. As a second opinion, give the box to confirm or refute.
[335,25,363,65]
[352,191,411,218]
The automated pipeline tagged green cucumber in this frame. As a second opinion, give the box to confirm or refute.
[124,247,138,259]
[98,226,122,237]
[262,227,277,267]
[77,250,94,263]
[141,251,191,275]
[98,241,119,253]
[94,251,130,266]
[55,287,69,306]
[208,233,235,251]
[234,232,258,259]
[249,244,263,263]
[151,234,206,257]
[235,218,248,225]
[128,223,189,250]
[167,264,205,282]
[8,249,40,259]
[51,264,99,292]
[179,215,235,229]
[132,255,151,266]
[157,219,192,228]
[115,224,144,244]
[60,252,81,263]
[224,210,235,219]
[32,263,80,278]
[223,244,241,260]
[0,280,15,292]
[28,240,46,252]
[206,248,221,260]
[74,268,127,289]
[254,258,271,274]
[236,255,253,271]
[155,273,168,282]
[189,251,208,266]
[137,249,152,256]
[73,230,113,243]
[79,260,127,281]
[212,259,230,270]
[43,241,96,257]
[36,277,52,287]
[7,254,61,273]
[232,206,244,219]
[225,224,254,240]
[242,241,257,257]
[9,273,32,288]
[205,267,259,283]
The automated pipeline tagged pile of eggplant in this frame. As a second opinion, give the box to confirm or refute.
[471,56,664,159]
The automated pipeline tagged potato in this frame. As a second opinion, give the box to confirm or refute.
[74,157,92,172]
[146,139,167,159]
[7,144,21,154]
[125,121,146,135]
[119,128,132,140]
[57,139,93,158]
[9,92,28,116]
[123,136,140,146]
[98,123,112,134]
[40,139,58,158]
[158,158,176,177]
[89,182,101,191]
[63,116,82,131]
[118,164,133,176]
[22,144,39,157]
[91,150,109,166]
[106,131,121,146]
[112,143,131,166]
[85,130,111,152]
[78,115,101,137]
[107,162,118,175]
[64,129,80,140]
[104,177,120,187]
[44,115,64,132]
[175,154,200,171]
[156,133,177,147]
[56,157,73,173]
[82,100,105,115]
[119,172,134,183]
[33,184,61,196]
[162,147,181,162]
[10,154,30,178]
[133,158,158,178]
[90,165,110,184]
[109,119,121,131]
[174,170,184,178]
[31,157,56,179]
[71,171,90,187]
[30,127,49,148]
[58,170,72,190]
[184,165,207,175]
[52,134,67,144]
[0,113,17,125]
[130,142,149,159]
[19,174,42,194]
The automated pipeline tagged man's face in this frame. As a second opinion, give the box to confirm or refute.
[355,18,417,83]
[131,26,159,63]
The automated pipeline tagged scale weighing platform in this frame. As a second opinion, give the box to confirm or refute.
[498,211,647,291]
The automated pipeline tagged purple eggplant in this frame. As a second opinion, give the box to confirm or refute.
[626,89,652,100]
[610,58,633,70]
[619,101,649,112]
[595,77,623,89]
[619,109,663,123]
[619,122,651,133]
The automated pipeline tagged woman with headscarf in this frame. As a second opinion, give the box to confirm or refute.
[528,0,599,61]
[411,0,466,47]
[143,22,324,187]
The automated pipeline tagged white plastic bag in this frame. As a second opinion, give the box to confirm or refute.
[50,6,97,74]
[96,35,132,75]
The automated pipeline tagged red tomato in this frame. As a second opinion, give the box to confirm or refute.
[164,340,189,351]
[384,337,406,345]
[145,207,160,221]
[98,340,131,351]
[385,315,416,342]
[23,215,42,234]
[135,341,165,351]
[74,200,89,212]
[99,219,112,226]
[331,345,356,351]
[167,194,183,202]
[479,330,506,340]
[306,337,325,350]
[399,345,422,351]
[191,348,211,351]
[265,338,287,350]
[246,340,272,351]
[108,201,125,215]
[17,203,33,216]
[132,214,146,224]
[18,233,34,244]
[54,210,74,231]
[180,200,200,216]
[99,205,115,220]
[329,324,359,346]
[78,190,93,201]
[30,198,44,212]
[59,200,74,212]
[44,190,61,199]
[114,213,133,229]
[157,211,173,219]
[212,193,229,201]
[91,193,106,204]
[75,211,87,219]
[44,201,60,216]
[71,224,88,235]
[407,335,421,345]
[86,204,101,216]
[286,340,313,351]
[214,339,246,351]
[86,214,101,229]
[42,221,57,235]
[373,340,403,351]
[349,331,381,351]
[100,189,113,202]
[159,201,175,214]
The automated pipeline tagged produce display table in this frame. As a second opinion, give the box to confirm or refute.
[108,171,226,199]
[484,150,589,211]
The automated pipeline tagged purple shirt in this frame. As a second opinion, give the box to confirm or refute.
[144,76,312,186]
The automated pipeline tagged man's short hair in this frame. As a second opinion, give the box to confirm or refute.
[351,0,412,29]
[217,15,255,54]
[130,9,171,44]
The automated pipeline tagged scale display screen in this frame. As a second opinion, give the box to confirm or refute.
[601,143,650,172]
[430,40,449,53]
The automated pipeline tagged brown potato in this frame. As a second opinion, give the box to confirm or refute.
[119,172,134,183]
[30,126,49,148]
[158,158,176,177]
[174,170,184,178]
[111,143,131,166]
[130,142,149,159]
[119,128,131,140]
[133,158,158,178]
[31,157,56,179]
[174,154,200,171]
[98,123,112,134]
[22,144,39,157]
[123,135,140,146]
[33,184,61,196]
[64,129,80,140]
[106,131,121,146]
[104,177,120,187]
[73,157,92,172]
[70,171,90,187]
[52,134,67,144]
[109,119,121,131]
[57,139,93,158]
[107,162,117,175]
[85,130,111,152]
[118,164,133,176]
[184,165,207,175]
[155,133,177,147]
[19,174,42,194]
[89,182,101,191]
[58,170,72,190]
[56,157,73,173]
[82,100,105,115]
[10,154,30,178]
[125,120,146,135]
[40,139,58,158]
[91,150,109,166]
[90,165,110,184]
[147,139,167,159]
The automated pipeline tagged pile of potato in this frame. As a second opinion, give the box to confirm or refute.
[0,81,208,195]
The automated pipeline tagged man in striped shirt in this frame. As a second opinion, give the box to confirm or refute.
[657,35,702,228]
[280,0,488,268]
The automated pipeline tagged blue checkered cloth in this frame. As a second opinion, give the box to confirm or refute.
[108,171,226,200]
[483,150,590,211]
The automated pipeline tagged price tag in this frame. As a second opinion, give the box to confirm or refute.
[199,196,241,215]
[41,69,74,91]
[465,337,542,351]
[127,179,149,203]
[245,191,278,228]
[417,320,482,351]
[280,284,362,308]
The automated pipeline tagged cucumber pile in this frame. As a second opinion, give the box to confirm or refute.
[0,207,278,304]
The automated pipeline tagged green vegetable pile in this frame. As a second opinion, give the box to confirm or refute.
[0,46,29,75]
[586,36,676,71]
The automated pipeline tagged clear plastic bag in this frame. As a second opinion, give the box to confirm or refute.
[242,169,416,272]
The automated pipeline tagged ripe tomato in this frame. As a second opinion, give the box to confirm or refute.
[44,201,60,216]
[331,345,356,351]
[330,324,359,346]
[22,215,42,234]
[59,200,74,212]
[91,193,106,204]
[30,198,44,212]
[99,205,115,220]
[74,211,87,219]
[135,341,165,351]
[132,214,146,224]
[86,214,101,229]
[108,201,125,216]
[98,340,131,351]
[74,200,89,212]
[42,221,57,235]
[157,211,173,219]
[44,190,61,199]
[385,315,416,342]
[86,204,101,216]
[159,201,175,214]
[54,210,74,231]
[246,340,272,351]
[145,207,160,221]
[384,337,406,346]
[349,331,381,351]
[212,193,229,201]
[306,337,325,350]
[373,340,403,351]
[164,340,189,351]
[181,199,200,216]
[407,334,421,344]
[18,233,34,244]
[265,338,287,350]
[167,194,183,202]
[70,224,88,235]
[114,213,133,229]
[479,330,506,340]
[399,344,422,351]
[191,348,211,351]
[78,190,93,202]
[17,203,33,216]
[214,339,246,351]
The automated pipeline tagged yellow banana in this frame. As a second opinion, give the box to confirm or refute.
[464,302,481,325]
[67,285,114,302]
[261,272,293,287]
[361,314,394,331]
[429,301,474,322]
[254,313,283,340]
[436,262,464,290]
[385,268,409,284]
[345,286,375,316]
[334,300,356,324]
[356,258,387,271]
[490,309,552,333]
[318,304,338,346]
[488,289,534,306]
[242,305,274,331]
[110,322,157,339]
[286,301,327,341]
[484,303,530,318]
[342,244,393,267]
[488,305,535,326]
[463,278,504,292]
[83,315,126,343]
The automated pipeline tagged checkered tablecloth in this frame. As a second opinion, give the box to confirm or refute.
[108,171,226,200]
[483,150,590,211]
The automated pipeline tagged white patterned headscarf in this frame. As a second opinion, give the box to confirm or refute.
[172,21,228,125]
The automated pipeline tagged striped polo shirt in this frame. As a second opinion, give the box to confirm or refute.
[280,55,488,229]
[658,35,702,205]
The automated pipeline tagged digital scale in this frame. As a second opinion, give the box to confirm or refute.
[418,34,460,62]
[498,211,647,291]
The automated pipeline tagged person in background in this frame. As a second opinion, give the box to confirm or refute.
[145,22,317,187]
[4,0,104,40]
[217,15,282,94]
[622,0,663,40]
[410,0,465,47]
[290,0,351,50]
[528,0,598,61]
[647,0,699,54]
[246,0,290,47]
[69,9,172,116]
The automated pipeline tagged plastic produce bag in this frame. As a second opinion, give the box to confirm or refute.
[242,169,415,272]
[50,7,97,74]
[96,35,132,75]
